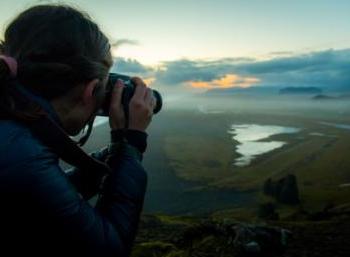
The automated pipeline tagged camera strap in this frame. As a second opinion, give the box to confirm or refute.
[25,114,111,175]
[77,118,95,146]
[3,84,110,174]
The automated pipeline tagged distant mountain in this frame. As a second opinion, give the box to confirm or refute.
[312,94,336,100]
[279,87,322,95]
[312,94,350,101]
[203,86,349,97]
[339,94,350,99]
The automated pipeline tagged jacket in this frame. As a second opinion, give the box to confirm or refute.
[0,87,148,257]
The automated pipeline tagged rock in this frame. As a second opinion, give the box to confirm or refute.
[263,178,273,195]
[177,220,291,256]
[258,202,279,220]
[244,241,261,253]
[263,174,300,205]
[278,175,300,204]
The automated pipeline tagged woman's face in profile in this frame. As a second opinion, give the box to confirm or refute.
[57,72,110,136]
[81,73,110,130]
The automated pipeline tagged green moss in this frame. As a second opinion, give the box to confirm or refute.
[132,241,177,257]
[156,214,197,225]
[164,135,234,183]
[164,250,187,257]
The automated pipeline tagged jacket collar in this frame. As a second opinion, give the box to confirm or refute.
[15,83,63,127]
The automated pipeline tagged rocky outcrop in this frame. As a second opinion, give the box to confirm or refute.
[263,174,300,204]
[133,219,291,257]
[258,202,279,220]
[133,212,350,257]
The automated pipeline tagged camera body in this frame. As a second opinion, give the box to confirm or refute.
[98,73,162,117]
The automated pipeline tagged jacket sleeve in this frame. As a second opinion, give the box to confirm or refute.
[26,142,147,257]
[65,147,110,200]
[66,130,148,200]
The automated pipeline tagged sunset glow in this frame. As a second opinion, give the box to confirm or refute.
[188,74,260,89]
[0,0,349,94]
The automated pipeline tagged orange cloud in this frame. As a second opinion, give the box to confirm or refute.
[190,81,212,89]
[188,74,260,89]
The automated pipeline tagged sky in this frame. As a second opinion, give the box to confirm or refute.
[0,0,349,93]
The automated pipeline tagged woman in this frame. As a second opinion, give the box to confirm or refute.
[0,4,153,257]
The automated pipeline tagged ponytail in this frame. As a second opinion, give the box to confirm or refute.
[0,57,44,121]
[0,56,16,118]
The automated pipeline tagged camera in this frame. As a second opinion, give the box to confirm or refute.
[98,73,162,117]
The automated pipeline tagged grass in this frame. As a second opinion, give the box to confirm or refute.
[156,214,198,225]
[162,109,350,214]
[164,135,233,182]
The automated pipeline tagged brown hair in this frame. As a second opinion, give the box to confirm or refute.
[0,4,113,120]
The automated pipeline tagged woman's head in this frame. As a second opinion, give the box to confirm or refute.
[0,4,113,134]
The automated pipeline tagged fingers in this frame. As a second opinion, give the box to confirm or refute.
[110,79,124,113]
[126,77,155,132]
[131,77,147,100]
[144,88,155,110]
[109,79,126,130]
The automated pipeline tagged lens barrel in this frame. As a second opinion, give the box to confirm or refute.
[98,73,162,116]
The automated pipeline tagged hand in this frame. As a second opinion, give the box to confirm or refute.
[109,77,154,132]
[128,77,154,132]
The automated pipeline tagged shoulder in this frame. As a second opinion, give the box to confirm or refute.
[0,120,57,170]
[0,121,82,219]
[0,120,72,199]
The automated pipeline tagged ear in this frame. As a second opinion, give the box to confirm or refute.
[82,79,100,106]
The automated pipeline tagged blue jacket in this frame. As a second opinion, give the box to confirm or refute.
[0,88,148,257]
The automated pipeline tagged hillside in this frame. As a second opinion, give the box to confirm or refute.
[133,210,350,257]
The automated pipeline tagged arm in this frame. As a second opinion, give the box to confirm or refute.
[66,130,148,200]
[55,75,152,256]
[65,147,109,200]
[27,139,147,257]
[73,73,152,199]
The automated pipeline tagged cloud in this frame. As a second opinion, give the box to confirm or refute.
[238,50,348,74]
[111,39,139,49]
[109,58,156,86]
[269,51,294,56]
[111,57,151,74]
[108,49,350,93]
[153,49,350,91]
[188,74,260,89]
[155,59,222,85]
[153,58,254,86]
[143,77,156,86]
[237,49,350,89]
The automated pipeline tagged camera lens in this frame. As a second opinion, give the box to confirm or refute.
[98,73,162,117]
